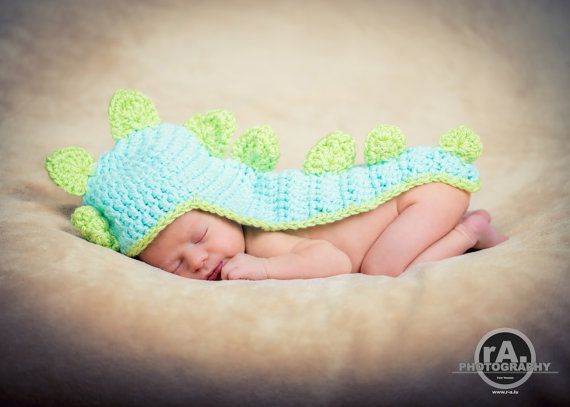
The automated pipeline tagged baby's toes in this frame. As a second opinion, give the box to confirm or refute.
[461,213,488,243]
[463,214,509,250]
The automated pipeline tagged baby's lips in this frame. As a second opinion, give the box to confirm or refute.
[210,260,224,281]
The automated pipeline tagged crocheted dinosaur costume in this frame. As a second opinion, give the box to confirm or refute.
[45,89,482,257]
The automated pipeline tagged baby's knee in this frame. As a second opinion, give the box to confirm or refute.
[360,257,402,277]
[397,182,468,215]
[409,183,468,209]
[411,184,470,231]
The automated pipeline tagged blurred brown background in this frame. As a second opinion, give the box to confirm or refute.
[1,1,569,405]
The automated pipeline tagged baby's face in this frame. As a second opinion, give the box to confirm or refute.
[138,210,245,280]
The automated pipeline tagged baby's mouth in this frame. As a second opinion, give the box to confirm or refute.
[207,261,223,281]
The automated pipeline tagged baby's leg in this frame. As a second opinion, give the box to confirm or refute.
[407,210,508,268]
[360,184,469,277]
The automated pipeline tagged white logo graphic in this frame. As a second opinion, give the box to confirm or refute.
[454,328,556,390]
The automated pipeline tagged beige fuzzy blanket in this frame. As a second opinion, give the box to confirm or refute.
[1,1,569,405]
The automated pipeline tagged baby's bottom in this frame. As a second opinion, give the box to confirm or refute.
[360,183,472,277]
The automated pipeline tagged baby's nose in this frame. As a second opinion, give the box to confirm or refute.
[187,249,208,272]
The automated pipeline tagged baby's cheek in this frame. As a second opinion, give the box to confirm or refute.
[178,270,201,279]
[228,233,246,254]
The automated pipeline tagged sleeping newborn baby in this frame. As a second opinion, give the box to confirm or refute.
[45,89,509,282]
[138,184,508,280]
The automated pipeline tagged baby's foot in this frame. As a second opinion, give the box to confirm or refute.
[457,212,509,250]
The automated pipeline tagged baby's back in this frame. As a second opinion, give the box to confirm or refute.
[244,182,468,274]
[244,192,400,273]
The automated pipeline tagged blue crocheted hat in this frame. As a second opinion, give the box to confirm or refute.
[45,89,482,257]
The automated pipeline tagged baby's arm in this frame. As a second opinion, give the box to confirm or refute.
[225,231,352,280]
[264,238,352,279]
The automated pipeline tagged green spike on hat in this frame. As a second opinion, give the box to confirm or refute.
[71,206,119,251]
[45,88,483,257]
[108,89,161,140]
[439,126,482,163]
[184,109,236,157]
[44,147,95,196]
[364,124,407,165]
[231,126,280,172]
[303,131,356,175]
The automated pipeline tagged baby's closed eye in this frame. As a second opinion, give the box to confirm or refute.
[192,228,207,244]
[171,259,183,274]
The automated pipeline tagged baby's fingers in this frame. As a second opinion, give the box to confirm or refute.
[221,261,242,280]
[225,269,249,280]
[221,255,245,280]
[220,263,234,280]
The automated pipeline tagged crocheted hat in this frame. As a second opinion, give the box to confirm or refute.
[45,89,482,257]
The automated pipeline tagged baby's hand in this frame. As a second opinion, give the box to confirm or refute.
[221,253,269,280]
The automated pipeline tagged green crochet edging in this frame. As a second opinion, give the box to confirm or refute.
[126,173,481,257]
[109,89,161,140]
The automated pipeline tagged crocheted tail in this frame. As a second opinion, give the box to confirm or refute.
[44,88,483,256]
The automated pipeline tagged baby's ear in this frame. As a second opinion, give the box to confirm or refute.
[108,89,161,140]
[45,147,95,196]
[184,109,236,157]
